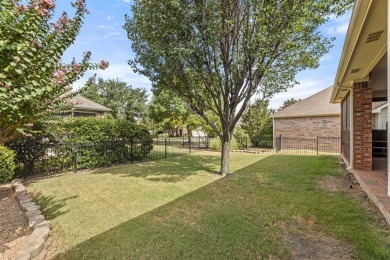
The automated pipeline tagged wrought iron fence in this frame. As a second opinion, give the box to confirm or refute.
[12,137,211,178]
[10,134,340,178]
[236,136,341,155]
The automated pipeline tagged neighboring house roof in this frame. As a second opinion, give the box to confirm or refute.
[272,87,340,118]
[71,95,111,112]
[372,102,388,114]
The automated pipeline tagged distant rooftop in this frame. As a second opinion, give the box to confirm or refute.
[71,95,111,112]
[272,87,340,118]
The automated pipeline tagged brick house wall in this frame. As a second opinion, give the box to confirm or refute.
[352,81,372,170]
[274,116,341,138]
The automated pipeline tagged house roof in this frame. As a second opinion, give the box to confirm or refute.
[372,102,387,113]
[272,87,340,118]
[71,95,111,112]
[331,0,387,103]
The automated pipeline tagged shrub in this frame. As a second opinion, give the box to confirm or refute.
[8,117,153,176]
[209,137,239,151]
[0,146,15,183]
[233,127,252,149]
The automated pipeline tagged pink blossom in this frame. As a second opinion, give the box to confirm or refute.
[41,0,55,9]
[47,109,54,113]
[1,82,11,90]
[26,123,34,127]
[85,9,91,15]
[34,40,43,48]
[99,60,109,70]
[71,63,81,74]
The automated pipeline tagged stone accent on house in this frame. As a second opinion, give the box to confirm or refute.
[273,116,340,139]
[352,81,372,171]
[11,179,51,260]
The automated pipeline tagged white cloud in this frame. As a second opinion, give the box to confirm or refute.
[73,63,152,94]
[326,22,349,35]
[268,77,333,109]
[107,16,113,20]
[123,0,130,3]
[97,25,115,30]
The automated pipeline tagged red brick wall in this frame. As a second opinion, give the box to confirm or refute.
[353,81,372,170]
[274,116,340,138]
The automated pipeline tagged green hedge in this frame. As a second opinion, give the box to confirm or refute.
[0,145,15,183]
[8,117,153,177]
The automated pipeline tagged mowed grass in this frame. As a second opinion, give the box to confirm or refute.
[26,151,264,255]
[26,152,390,259]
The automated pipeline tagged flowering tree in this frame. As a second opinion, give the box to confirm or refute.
[0,0,109,144]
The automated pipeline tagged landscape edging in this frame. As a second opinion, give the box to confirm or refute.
[11,179,51,260]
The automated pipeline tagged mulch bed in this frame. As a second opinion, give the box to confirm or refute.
[0,184,31,260]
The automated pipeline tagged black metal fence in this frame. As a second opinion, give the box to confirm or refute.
[11,135,340,178]
[12,137,210,178]
[235,136,341,155]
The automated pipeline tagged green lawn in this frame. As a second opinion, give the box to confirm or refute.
[26,152,390,259]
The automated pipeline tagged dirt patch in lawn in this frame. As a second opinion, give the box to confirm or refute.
[0,184,31,260]
[283,216,354,260]
[316,165,388,225]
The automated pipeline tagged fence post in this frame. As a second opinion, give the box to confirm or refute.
[279,134,282,153]
[183,135,185,147]
[130,139,133,164]
[165,139,167,158]
[189,136,191,153]
[73,143,78,173]
[317,136,319,155]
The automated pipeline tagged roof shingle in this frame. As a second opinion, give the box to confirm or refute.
[272,87,340,118]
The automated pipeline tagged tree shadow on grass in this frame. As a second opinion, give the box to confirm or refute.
[27,191,78,220]
[92,154,221,183]
[52,155,390,260]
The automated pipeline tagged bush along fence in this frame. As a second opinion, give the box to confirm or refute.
[9,136,211,178]
[235,135,341,155]
[8,134,340,178]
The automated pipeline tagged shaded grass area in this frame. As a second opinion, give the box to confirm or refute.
[27,154,390,259]
[26,151,264,255]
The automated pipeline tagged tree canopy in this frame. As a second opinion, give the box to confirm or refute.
[81,78,148,122]
[0,0,108,144]
[125,0,352,174]
[241,98,273,142]
[278,98,302,111]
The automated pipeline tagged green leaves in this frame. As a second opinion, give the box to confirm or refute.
[0,0,107,144]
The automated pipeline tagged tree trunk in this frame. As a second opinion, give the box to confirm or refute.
[220,137,230,176]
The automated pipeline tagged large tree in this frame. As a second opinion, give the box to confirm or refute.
[125,0,351,175]
[0,0,108,144]
[82,77,148,122]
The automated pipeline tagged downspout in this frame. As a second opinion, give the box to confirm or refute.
[349,89,354,171]
[387,0,390,197]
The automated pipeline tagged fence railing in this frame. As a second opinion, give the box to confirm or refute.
[11,135,340,178]
[236,136,341,155]
[12,137,210,178]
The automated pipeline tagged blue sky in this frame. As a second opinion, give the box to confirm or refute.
[59,0,352,109]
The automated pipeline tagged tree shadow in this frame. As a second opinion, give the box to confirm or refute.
[28,191,78,220]
[91,154,221,183]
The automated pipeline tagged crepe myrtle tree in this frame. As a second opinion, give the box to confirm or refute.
[0,0,109,144]
[125,0,352,175]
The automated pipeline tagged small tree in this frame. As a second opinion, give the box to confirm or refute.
[0,0,108,144]
[125,0,352,175]
[241,99,273,143]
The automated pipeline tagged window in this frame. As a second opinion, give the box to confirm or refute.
[342,93,350,130]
